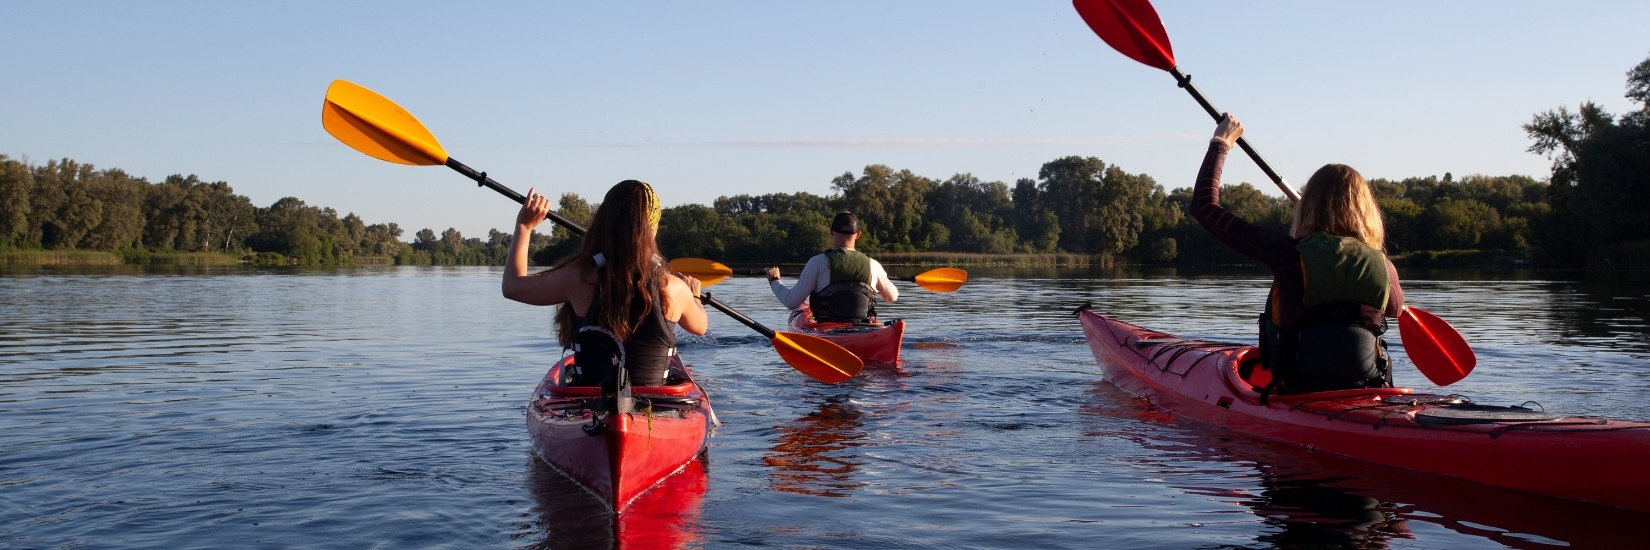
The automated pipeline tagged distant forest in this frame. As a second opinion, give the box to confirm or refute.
[2,53,1645,268]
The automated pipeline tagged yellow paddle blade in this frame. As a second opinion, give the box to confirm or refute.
[322,80,448,166]
[669,257,734,287]
[771,332,863,384]
[913,267,968,293]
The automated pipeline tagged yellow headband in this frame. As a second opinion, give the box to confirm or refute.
[640,181,661,228]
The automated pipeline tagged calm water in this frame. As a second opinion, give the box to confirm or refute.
[3,265,1648,549]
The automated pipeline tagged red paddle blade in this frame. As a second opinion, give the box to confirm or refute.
[1072,0,1176,71]
[1399,307,1477,386]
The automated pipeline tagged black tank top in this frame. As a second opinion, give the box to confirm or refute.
[574,270,677,386]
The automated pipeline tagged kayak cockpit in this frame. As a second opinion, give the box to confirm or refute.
[1131,335,1415,406]
[534,357,705,413]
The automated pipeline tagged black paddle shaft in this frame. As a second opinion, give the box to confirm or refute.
[445,157,587,236]
[1167,67,1300,204]
[441,158,777,337]
[700,292,777,339]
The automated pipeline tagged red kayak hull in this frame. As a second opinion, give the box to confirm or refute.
[1078,309,1650,514]
[526,356,711,514]
[788,303,904,366]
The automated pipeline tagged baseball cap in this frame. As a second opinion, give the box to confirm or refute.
[830,212,859,234]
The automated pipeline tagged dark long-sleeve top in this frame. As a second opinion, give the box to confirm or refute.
[1189,141,1404,328]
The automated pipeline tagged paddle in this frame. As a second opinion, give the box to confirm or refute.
[668,258,968,293]
[321,79,864,384]
[1071,0,1478,385]
[1399,307,1476,386]
[1071,0,1297,203]
[666,258,734,287]
[899,267,967,293]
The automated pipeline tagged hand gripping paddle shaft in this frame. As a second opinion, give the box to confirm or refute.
[321,79,863,383]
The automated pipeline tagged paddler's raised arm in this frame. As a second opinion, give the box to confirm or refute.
[502,188,578,306]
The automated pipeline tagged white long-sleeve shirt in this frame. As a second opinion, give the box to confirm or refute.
[769,252,898,310]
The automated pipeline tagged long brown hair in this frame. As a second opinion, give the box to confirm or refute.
[1290,164,1386,251]
[554,180,668,344]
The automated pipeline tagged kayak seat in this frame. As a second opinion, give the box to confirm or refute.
[1236,350,1272,389]
[544,357,699,398]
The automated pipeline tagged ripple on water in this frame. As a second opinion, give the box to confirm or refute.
[1,265,1647,548]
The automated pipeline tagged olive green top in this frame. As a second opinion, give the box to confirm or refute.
[1296,233,1390,309]
[824,248,872,285]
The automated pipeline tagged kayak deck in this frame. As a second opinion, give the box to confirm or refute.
[788,303,904,366]
[526,356,711,514]
[1078,309,1650,514]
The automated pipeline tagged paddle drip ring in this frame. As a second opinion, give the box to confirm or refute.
[476,171,486,187]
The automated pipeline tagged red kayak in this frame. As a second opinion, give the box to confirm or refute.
[788,303,905,366]
[527,355,712,514]
[1078,308,1650,514]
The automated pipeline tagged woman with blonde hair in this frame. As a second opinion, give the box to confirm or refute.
[1190,114,1405,395]
[502,180,708,387]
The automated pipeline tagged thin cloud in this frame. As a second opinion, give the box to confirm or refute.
[549,135,1201,149]
[288,135,1202,149]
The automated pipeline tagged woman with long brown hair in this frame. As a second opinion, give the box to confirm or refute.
[1190,114,1405,395]
[501,180,707,386]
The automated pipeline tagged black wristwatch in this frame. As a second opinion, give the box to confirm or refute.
[767,275,779,283]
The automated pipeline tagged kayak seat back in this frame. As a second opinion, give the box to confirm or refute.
[544,356,699,398]
[1235,349,1271,389]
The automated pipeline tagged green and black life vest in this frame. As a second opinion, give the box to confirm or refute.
[1260,233,1392,396]
[809,248,879,323]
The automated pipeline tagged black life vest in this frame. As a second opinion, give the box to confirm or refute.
[1260,233,1392,396]
[808,248,878,323]
[566,269,678,389]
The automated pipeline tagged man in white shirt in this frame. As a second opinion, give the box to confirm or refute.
[766,212,898,322]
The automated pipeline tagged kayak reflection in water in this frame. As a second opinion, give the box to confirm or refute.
[1191,115,1407,396]
[501,180,708,386]
[766,212,898,323]
[765,397,870,497]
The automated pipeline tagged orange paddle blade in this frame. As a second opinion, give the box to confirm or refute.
[771,332,863,384]
[912,267,968,293]
[1399,307,1477,386]
[322,80,448,166]
[669,257,733,286]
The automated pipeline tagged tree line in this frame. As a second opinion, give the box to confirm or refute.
[0,156,548,265]
[0,153,1559,268]
[5,52,1644,268]
[649,161,1551,266]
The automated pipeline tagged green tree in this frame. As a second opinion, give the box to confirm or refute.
[1425,198,1501,250]
[0,156,30,248]
[1524,51,1650,263]
[832,165,931,252]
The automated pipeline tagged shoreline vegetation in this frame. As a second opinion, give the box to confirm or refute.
[5,54,1647,270]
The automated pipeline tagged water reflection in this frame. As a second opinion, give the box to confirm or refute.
[764,397,870,497]
[1081,381,1646,549]
[522,454,708,549]
[1544,274,1650,353]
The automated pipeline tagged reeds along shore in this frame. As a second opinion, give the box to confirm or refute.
[870,252,1113,267]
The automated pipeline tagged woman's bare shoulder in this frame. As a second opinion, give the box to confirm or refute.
[660,271,690,294]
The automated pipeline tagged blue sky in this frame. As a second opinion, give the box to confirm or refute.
[4,1,1647,237]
